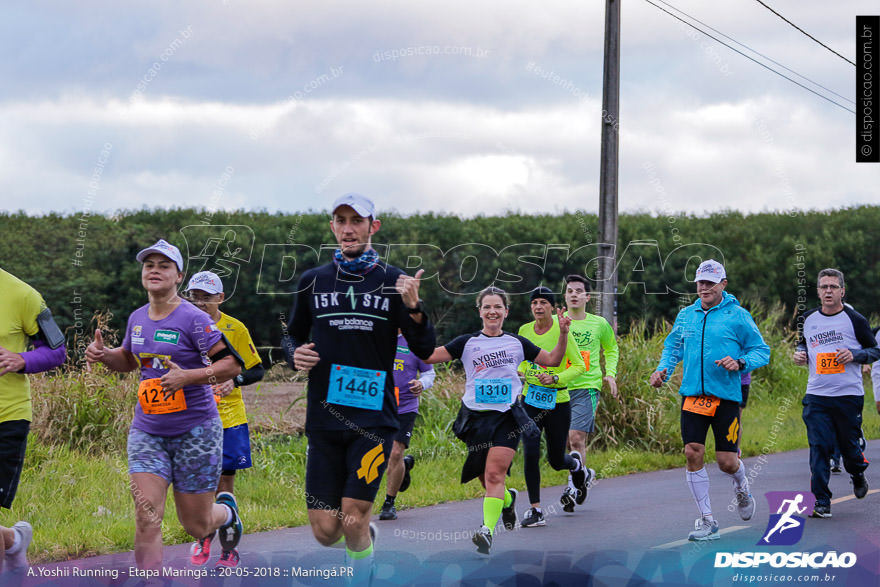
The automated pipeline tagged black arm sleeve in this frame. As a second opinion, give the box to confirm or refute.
[236,364,265,386]
[444,333,474,360]
[399,301,436,361]
[283,274,315,370]
[846,307,880,364]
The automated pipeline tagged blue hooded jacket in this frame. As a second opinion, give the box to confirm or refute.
[657,291,770,402]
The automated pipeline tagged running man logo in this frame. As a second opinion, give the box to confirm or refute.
[759,491,816,546]
[356,444,385,484]
[726,418,740,444]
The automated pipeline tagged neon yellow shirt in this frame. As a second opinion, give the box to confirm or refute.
[0,269,46,423]
[215,312,262,428]
[517,317,585,404]
[564,311,618,390]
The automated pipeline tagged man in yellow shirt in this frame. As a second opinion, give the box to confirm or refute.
[0,268,66,574]
[185,271,264,568]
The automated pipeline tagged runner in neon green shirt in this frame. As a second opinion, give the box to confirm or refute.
[563,274,619,507]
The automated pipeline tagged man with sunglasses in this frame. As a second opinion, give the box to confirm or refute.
[793,268,880,518]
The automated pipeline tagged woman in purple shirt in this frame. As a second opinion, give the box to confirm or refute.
[86,240,245,570]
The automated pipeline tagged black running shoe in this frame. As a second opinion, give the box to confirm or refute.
[399,455,415,492]
[560,486,576,513]
[501,488,518,530]
[520,507,546,528]
[216,492,243,552]
[379,502,398,520]
[853,473,869,499]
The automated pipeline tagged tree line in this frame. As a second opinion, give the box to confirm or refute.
[2,206,878,363]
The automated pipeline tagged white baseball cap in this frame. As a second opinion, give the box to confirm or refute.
[136,239,184,272]
[694,259,726,283]
[186,271,224,295]
[331,193,376,218]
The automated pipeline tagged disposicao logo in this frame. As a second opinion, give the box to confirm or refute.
[714,491,857,570]
[760,491,815,546]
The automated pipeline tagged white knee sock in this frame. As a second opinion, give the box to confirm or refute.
[686,468,713,520]
[725,459,748,492]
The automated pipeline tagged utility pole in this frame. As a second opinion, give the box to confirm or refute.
[597,0,620,331]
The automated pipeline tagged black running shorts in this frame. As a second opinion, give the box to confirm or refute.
[305,427,395,510]
[680,396,741,453]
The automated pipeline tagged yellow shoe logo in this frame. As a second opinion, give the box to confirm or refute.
[726,417,740,444]
[357,444,385,484]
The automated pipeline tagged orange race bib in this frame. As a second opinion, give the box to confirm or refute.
[565,350,591,370]
[137,378,187,415]
[580,350,591,370]
[815,352,845,375]
[683,395,718,417]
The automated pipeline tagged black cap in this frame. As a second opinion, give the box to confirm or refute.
[530,286,556,306]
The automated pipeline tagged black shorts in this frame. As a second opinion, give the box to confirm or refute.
[0,420,30,509]
[740,384,751,409]
[680,396,741,453]
[395,411,418,448]
[305,427,395,510]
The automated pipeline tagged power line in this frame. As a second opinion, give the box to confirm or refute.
[642,0,855,114]
[654,0,853,106]
[753,0,855,66]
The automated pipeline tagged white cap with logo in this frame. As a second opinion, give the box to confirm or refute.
[186,271,224,295]
[136,239,184,272]
[694,259,726,283]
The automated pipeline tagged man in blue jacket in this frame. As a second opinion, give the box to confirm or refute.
[650,259,770,541]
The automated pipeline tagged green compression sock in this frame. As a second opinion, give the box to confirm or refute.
[483,496,504,535]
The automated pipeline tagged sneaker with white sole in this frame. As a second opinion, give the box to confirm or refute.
[215,492,243,552]
[687,517,720,541]
[4,521,32,572]
[520,507,546,527]
[501,488,518,530]
[811,504,832,518]
[472,525,492,554]
[735,490,756,521]
[190,531,215,565]
[560,486,576,513]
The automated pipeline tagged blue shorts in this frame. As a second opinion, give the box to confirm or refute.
[569,388,600,433]
[127,417,223,494]
[222,423,252,471]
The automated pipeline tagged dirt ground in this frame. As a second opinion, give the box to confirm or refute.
[241,380,307,434]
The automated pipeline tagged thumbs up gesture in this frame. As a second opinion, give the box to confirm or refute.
[85,329,106,370]
[159,359,187,398]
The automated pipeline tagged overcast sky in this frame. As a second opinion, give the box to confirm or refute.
[1,0,876,218]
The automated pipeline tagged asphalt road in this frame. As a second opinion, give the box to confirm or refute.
[15,440,880,587]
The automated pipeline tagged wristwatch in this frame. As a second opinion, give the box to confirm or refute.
[408,300,426,314]
[736,359,747,371]
[552,374,559,384]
